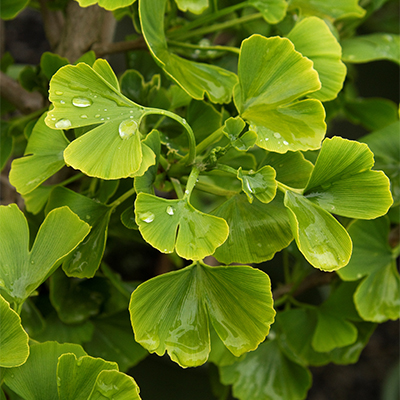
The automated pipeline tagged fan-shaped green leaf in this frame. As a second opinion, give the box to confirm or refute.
[287,17,346,101]
[9,114,69,195]
[23,186,53,215]
[212,192,293,264]
[342,34,400,64]
[88,370,142,399]
[220,339,312,400]
[57,354,118,400]
[46,187,112,278]
[45,61,155,179]
[129,262,275,367]
[75,0,136,10]
[288,0,366,20]
[2,341,86,400]
[337,217,400,322]
[135,193,229,260]
[0,295,29,368]
[304,137,393,219]
[139,0,238,103]
[0,204,90,306]
[175,0,208,14]
[235,35,325,153]
[284,191,352,271]
[249,0,288,24]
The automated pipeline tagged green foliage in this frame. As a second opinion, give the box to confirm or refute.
[1,0,399,399]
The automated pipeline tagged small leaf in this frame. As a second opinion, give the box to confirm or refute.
[304,137,393,219]
[0,204,90,305]
[212,192,293,265]
[135,193,229,260]
[9,114,69,195]
[219,339,312,400]
[249,0,288,24]
[284,191,352,271]
[174,0,208,14]
[237,166,277,204]
[235,35,326,153]
[40,52,69,81]
[75,0,136,10]
[342,34,400,65]
[139,0,238,103]
[2,341,87,400]
[56,354,118,400]
[337,217,400,322]
[129,262,275,367]
[0,295,29,368]
[287,17,347,101]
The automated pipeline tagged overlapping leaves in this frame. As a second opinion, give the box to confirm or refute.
[129,262,275,367]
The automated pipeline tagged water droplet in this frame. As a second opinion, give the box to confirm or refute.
[257,243,262,247]
[274,132,281,139]
[0,279,5,287]
[95,114,100,118]
[72,97,92,108]
[51,118,56,121]
[106,117,110,120]
[80,114,88,119]
[93,94,98,98]
[166,206,175,215]
[104,108,107,112]
[55,90,63,95]
[130,110,133,113]
[60,100,65,104]
[283,140,289,145]
[31,260,35,264]
[264,137,269,141]
[55,118,71,129]
[119,119,138,140]
[184,189,190,195]
[139,212,155,223]
[101,118,105,121]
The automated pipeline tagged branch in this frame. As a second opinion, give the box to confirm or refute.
[38,0,64,49]
[0,72,44,114]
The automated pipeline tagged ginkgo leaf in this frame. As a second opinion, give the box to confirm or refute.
[0,204,90,306]
[249,0,288,24]
[129,262,275,367]
[0,294,29,368]
[135,193,229,260]
[75,0,136,10]
[139,0,238,103]
[235,35,326,153]
[175,0,208,14]
[9,114,69,195]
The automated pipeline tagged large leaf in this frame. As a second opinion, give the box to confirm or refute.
[139,0,238,104]
[284,191,352,271]
[2,341,86,400]
[212,192,293,264]
[342,34,400,65]
[288,0,366,20]
[0,0,29,19]
[45,60,155,179]
[135,193,229,260]
[235,35,326,153]
[46,187,112,278]
[0,295,29,368]
[129,262,275,367]
[287,17,346,101]
[219,339,312,400]
[9,114,69,195]
[304,137,393,219]
[0,204,90,306]
[337,217,400,322]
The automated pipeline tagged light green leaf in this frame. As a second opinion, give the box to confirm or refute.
[212,192,293,264]
[0,204,90,305]
[287,17,346,101]
[342,34,400,64]
[45,61,155,179]
[46,187,112,278]
[23,186,53,215]
[129,262,275,367]
[88,370,142,399]
[220,339,312,400]
[0,295,29,368]
[139,0,238,103]
[57,354,118,400]
[249,0,288,24]
[235,35,325,153]
[338,217,400,322]
[0,0,29,19]
[9,114,69,195]
[3,341,86,400]
[284,191,352,271]
[75,0,136,10]
[175,0,208,14]
[135,193,229,260]
[288,0,366,20]
[304,137,393,219]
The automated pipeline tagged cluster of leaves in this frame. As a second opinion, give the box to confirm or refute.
[1,0,399,399]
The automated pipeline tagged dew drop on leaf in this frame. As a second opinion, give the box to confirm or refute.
[72,97,93,108]
[119,119,138,140]
[55,118,71,129]
[274,132,281,139]
[80,114,88,119]
[283,140,289,145]
[95,114,100,118]
[60,100,65,104]
[166,206,175,215]
[139,211,155,223]
[55,90,63,95]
